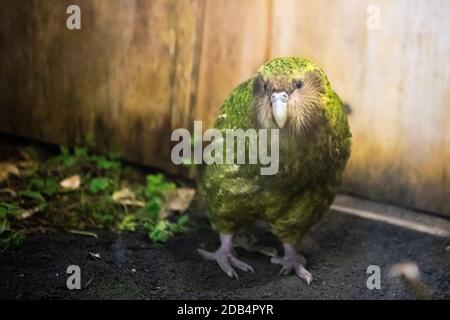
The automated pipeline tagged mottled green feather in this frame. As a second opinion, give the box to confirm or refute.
[198,57,351,245]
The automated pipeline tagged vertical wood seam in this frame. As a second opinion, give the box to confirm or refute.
[265,0,274,61]
[188,0,206,129]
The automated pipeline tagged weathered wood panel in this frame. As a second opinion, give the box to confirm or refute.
[271,0,450,215]
[193,0,271,129]
[0,0,203,174]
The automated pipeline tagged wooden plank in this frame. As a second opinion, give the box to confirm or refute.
[193,0,271,129]
[0,0,203,174]
[270,0,450,215]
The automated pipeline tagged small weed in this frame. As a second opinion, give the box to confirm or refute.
[74,146,89,158]
[141,174,188,243]
[146,214,189,243]
[118,214,139,231]
[0,203,24,252]
[92,155,121,171]
[116,174,190,242]
[52,146,78,168]
[19,190,45,203]
[0,221,24,253]
[28,177,58,196]
[89,178,110,194]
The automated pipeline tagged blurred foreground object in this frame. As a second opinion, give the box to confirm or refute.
[389,261,429,300]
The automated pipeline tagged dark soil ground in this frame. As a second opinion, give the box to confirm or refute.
[1,207,449,300]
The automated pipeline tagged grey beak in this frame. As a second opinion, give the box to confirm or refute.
[271,91,289,128]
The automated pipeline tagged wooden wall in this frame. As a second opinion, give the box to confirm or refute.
[269,0,450,216]
[0,0,449,215]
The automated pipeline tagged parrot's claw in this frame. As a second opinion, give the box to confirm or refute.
[197,248,254,280]
[271,253,313,286]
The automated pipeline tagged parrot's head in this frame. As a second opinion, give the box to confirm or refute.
[251,57,328,135]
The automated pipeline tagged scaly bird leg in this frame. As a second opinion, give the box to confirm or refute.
[198,234,254,280]
[271,243,313,285]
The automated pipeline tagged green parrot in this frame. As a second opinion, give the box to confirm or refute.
[197,57,351,285]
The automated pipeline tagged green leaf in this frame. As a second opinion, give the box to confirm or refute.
[0,228,24,252]
[20,190,45,202]
[148,220,171,243]
[92,155,120,171]
[118,214,138,231]
[27,178,58,197]
[43,179,59,196]
[177,214,189,226]
[64,158,76,167]
[0,203,21,217]
[145,174,175,198]
[0,216,24,252]
[0,206,7,218]
[53,146,77,167]
[29,178,45,190]
[168,215,189,233]
[145,197,162,221]
[74,146,89,158]
[89,178,110,193]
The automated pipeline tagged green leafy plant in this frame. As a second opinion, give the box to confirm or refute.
[90,197,116,226]
[144,174,176,198]
[50,141,123,227]
[28,177,59,197]
[19,190,45,203]
[118,214,139,231]
[0,203,24,252]
[74,146,89,158]
[146,214,189,243]
[0,222,24,253]
[0,203,21,217]
[42,178,59,196]
[140,174,188,243]
[53,146,78,167]
[89,178,110,194]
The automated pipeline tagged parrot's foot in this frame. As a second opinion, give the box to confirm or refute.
[197,234,254,280]
[271,243,313,286]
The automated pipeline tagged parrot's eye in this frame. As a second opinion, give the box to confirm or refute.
[294,80,303,89]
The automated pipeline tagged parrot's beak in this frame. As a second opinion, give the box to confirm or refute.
[271,91,289,128]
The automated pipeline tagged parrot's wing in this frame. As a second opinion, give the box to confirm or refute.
[213,79,254,130]
[200,77,258,191]
[198,78,264,232]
